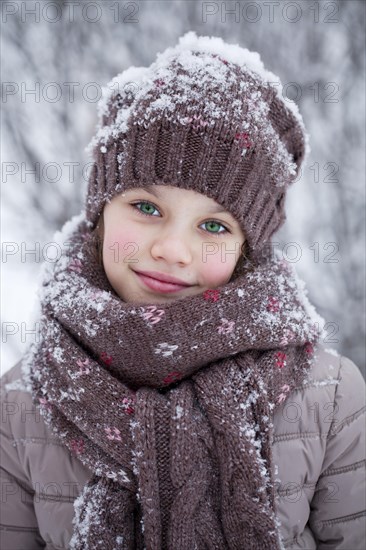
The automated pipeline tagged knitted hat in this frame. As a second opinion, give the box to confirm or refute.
[85,31,310,264]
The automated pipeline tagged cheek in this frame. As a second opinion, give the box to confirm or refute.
[199,243,238,286]
[103,228,144,267]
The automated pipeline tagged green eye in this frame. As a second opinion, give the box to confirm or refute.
[130,201,230,237]
[140,202,156,215]
[203,221,226,235]
[132,201,159,217]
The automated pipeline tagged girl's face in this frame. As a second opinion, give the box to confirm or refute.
[101,185,245,304]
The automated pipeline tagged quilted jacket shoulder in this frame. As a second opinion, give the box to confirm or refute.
[0,346,365,549]
[0,361,92,549]
[272,346,366,548]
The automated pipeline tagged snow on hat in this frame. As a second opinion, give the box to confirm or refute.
[84,31,310,262]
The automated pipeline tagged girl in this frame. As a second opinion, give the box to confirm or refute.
[1,31,365,550]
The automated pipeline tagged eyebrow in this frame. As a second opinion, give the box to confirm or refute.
[142,187,228,214]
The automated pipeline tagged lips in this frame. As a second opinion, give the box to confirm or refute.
[134,270,192,287]
[133,270,194,294]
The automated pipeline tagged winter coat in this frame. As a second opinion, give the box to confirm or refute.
[1,345,365,550]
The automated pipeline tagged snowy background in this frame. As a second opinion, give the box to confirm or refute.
[1,0,365,377]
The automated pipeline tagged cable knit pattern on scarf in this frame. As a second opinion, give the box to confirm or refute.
[20,212,324,550]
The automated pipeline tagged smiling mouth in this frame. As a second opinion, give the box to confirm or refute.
[133,271,194,294]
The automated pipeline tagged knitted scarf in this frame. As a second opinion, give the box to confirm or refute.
[21,212,322,550]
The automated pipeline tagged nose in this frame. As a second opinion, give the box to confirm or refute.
[150,231,193,266]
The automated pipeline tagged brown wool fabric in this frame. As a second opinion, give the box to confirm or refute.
[20,33,319,550]
[22,214,321,549]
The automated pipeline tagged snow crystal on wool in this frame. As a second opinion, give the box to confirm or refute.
[239,390,260,411]
[53,346,65,362]
[21,336,44,391]
[116,151,127,172]
[129,419,146,535]
[85,66,150,155]
[34,212,90,315]
[48,211,87,257]
[58,387,85,403]
[69,481,107,549]
[173,405,184,420]
[247,249,327,342]
[96,65,148,121]
[129,419,142,475]
[84,319,98,337]
[99,31,305,126]
[282,254,326,336]
[42,279,114,333]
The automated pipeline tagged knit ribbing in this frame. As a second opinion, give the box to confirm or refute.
[154,395,175,548]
